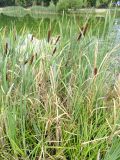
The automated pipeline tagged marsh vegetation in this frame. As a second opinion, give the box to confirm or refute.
[0,11,120,160]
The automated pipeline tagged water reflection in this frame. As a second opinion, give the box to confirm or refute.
[0,13,106,38]
[0,13,119,42]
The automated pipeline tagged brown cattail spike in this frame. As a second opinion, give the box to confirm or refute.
[31,35,34,42]
[5,42,8,55]
[54,35,60,45]
[94,67,98,76]
[52,47,57,55]
[24,59,29,65]
[6,73,8,81]
[77,26,84,41]
[48,30,51,43]
[29,55,34,65]
[77,23,88,41]
[24,54,35,65]
[35,53,37,59]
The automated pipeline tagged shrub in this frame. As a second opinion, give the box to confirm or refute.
[15,0,33,7]
[96,0,109,8]
[57,0,83,12]
[56,0,69,12]
[48,1,56,12]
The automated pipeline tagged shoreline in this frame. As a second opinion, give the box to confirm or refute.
[0,6,119,16]
[68,8,120,14]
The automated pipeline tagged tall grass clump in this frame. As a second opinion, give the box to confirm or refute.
[0,13,120,159]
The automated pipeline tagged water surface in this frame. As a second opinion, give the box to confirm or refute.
[0,13,107,38]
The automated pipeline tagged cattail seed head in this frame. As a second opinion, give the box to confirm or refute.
[77,23,88,41]
[54,35,60,45]
[29,55,34,65]
[52,47,57,55]
[94,67,98,76]
[4,42,8,55]
[31,35,34,41]
[48,30,51,43]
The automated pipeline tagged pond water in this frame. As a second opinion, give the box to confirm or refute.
[0,14,119,43]
[0,13,107,38]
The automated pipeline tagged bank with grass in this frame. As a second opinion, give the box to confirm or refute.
[0,5,120,19]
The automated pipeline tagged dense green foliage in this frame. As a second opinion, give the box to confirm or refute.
[56,0,116,11]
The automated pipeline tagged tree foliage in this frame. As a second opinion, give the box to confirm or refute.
[0,0,58,7]
[0,0,15,6]
[0,0,115,8]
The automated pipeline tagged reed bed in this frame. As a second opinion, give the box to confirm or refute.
[0,14,119,160]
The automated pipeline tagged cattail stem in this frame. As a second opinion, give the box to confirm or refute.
[13,27,17,41]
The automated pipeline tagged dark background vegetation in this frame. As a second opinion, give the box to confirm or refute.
[0,0,58,7]
[0,0,118,8]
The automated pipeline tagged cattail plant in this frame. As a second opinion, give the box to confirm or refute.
[52,47,57,55]
[54,35,60,45]
[6,72,9,82]
[4,42,8,55]
[94,41,98,77]
[24,59,29,65]
[29,54,35,65]
[94,67,98,76]
[24,53,37,65]
[77,23,88,41]
[47,29,51,43]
